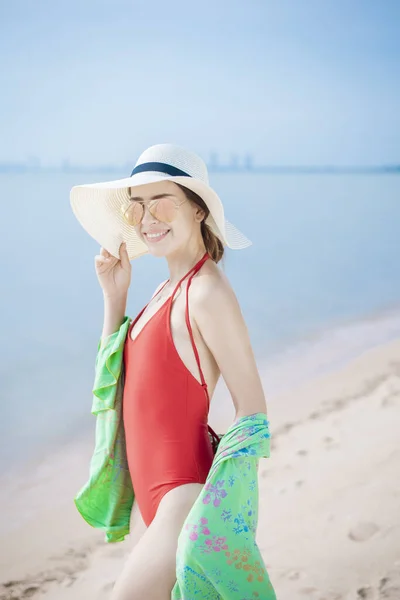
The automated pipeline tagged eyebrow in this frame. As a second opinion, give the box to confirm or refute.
[129,193,177,202]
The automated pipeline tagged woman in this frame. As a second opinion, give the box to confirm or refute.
[70,144,276,599]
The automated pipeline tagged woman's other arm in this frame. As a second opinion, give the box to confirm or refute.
[193,271,268,421]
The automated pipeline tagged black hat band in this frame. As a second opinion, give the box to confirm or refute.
[130,162,192,178]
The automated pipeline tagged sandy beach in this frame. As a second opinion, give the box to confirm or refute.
[1,328,400,599]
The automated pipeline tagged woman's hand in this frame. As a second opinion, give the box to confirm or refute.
[95,242,131,299]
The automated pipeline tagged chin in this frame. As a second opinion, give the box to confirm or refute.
[144,237,176,258]
[147,241,191,260]
[146,246,171,258]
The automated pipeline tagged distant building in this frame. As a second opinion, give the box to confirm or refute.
[61,159,71,172]
[208,152,219,169]
[27,155,41,170]
[244,154,254,170]
[229,154,239,170]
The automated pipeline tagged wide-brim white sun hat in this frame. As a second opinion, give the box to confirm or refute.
[70,143,252,260]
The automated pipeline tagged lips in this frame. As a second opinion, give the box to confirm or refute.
[143,229,170,242]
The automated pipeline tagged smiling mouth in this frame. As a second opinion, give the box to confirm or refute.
[144,230,170,242]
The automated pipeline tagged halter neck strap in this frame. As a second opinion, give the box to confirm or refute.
[169,252,210,300]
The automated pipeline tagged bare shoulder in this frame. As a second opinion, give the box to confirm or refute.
[190,260,237,305]
[190,260,246,343]
[190,259,268,418]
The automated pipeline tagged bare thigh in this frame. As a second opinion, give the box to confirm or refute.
[110,483,203,600]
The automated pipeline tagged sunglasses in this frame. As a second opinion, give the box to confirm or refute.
[121,196,188,226]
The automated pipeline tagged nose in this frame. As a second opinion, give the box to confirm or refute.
[141,203,159,227]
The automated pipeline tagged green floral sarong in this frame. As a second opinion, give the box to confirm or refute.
[172,413,276,599]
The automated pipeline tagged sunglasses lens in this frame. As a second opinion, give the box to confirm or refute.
[151,198,177,223]
[123,202,144,226]
[122,198,180,225]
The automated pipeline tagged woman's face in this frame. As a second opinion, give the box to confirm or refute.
[127,180,205,258]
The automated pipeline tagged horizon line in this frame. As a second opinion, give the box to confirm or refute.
[0,161,399,175]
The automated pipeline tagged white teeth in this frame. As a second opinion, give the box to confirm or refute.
[146,231,169,239]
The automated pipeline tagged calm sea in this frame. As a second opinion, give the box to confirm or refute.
[1,171,400,472]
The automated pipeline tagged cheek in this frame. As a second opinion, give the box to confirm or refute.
[172,208,195,233]
[169,218,191,241]
[134,225,145,242]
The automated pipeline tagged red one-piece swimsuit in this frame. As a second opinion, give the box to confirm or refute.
[122,251,219,526]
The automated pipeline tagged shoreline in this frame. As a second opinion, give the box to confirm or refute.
[261,299,400,389]
[208,301,400,433]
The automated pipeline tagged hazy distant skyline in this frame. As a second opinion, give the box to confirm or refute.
[1,1,399,166]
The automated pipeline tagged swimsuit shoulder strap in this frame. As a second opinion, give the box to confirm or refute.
[184,258,221,446]
[151,278,170,300]
[169,252,210,300]
[169,252,221,446]
[185,268,208,392]
[169,252,210,394]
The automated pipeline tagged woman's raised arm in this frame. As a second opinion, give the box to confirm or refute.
[94,242,132,342]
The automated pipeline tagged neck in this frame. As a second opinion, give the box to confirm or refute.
[166,244,207,287]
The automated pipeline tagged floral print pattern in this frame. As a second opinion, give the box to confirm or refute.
[171,413,276,599]
[203,480,228,507]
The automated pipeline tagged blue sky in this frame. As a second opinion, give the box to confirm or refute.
[1,0,399,166]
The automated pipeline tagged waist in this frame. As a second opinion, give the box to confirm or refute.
[123,410,214,480]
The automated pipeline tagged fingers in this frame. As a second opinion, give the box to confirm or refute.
[96,245,129,270]
[100,247,110,258]
[119,242,131,269]
[94,255,111,269]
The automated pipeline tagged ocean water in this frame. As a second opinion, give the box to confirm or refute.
[1,171,400,472]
